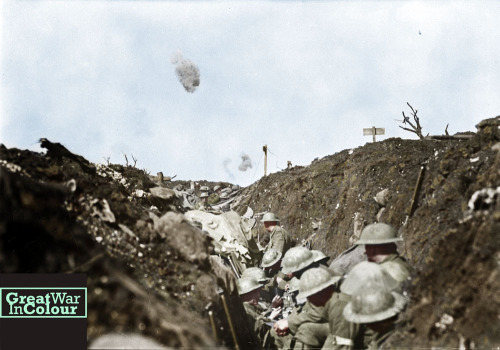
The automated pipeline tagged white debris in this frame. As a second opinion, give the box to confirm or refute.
[374,188,389,206]
[435,313,454,330]
[95,236,103,243]
[349,149,354,155]
[470,157,480,163]
[335,203,340,209]
[467,187,500,211]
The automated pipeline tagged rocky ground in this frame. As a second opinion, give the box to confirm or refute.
[1,116,499,349]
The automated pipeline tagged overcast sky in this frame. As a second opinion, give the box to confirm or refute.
[1,1,499,186]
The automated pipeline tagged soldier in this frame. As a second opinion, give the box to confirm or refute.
[261,212,292,257]
[281,246,317,279]
[340,261,399,296]
[237,277,281,349]
[343,288,406,349]
[311,250,330,267]
[354,223,413,286]
[297,267,365,350]
[273,255,332,349]
[260,248,286,298]
[242,267,273,305]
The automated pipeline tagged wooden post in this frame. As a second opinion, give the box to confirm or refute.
[263,145,268,176]
[363,127,385,142]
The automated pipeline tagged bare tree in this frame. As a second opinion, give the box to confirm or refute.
[131,154,138,168]
[102,157,111,166]
[398,102,427,140]
[123,153,129,167]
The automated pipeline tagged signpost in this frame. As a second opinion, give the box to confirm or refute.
[263,144,268,176]
[363,127,385,142]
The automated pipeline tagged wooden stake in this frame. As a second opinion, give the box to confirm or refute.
[263,144,268,176]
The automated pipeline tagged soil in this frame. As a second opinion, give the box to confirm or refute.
[1,116,499,349]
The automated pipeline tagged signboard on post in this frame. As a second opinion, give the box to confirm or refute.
[363,127,385,142]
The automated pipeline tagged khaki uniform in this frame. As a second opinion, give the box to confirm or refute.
[288,301,329,349]
[322,293,365,350]
[243,302,277,349]
[265,226,292,256]
[207,193,220,205]
[381,254,413,276]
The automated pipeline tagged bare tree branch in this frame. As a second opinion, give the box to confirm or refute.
[398,103,425,140]
[131,154,138,168]
[123,153,129,167]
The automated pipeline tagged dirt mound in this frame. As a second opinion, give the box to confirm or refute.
[234,117,500,348]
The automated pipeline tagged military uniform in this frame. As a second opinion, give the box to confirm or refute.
[322,292,365,350]
[243,302,277,350]
[265,226,292,256]
[288,301,329,349]
[207,193,220,205]
[380,254,413,279]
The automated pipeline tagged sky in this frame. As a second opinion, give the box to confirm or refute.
[1,1,499,186]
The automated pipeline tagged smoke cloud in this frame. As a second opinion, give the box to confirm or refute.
[170,51,200,93]
[223,158,234,179]
[238,154,252,172]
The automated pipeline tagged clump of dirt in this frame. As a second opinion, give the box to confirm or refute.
[234,116,500,348]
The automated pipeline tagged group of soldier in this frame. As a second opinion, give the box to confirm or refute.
[236,213,413,350]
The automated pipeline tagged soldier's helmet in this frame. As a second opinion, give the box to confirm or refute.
[220,192,229,200]
[261,249,282,268]
[213,185,221,192]
[281,247,316,274]
[200,186,209,191]
[343,288,406,323]
[222,187,232,194]
[340,261,398,296]
[380,261,411,283]
[355,223,403,245]
[241,267,269,283]
[260,212,280,223]
[200,192,208,198]
[296,267,341,300]
[288,277,301,293]
[237,277,262,295]
[312,250,330,265]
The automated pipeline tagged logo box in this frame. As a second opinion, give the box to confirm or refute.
[0,274,87,350]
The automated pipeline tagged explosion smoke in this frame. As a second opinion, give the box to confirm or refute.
[170,51,200,93]
[223,158,234,179]
[238,154,252,172]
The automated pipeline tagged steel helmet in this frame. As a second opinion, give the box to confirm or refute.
[260,212,280,223]
[237,277,262,295]
[200,192,208,198]
[296,267,341,300]
[355,223,403,245]
[282,247,316,274]
[381,261,411,283]
[200,186,209,191]
[213,185,221,192]
[288,277,300,293]
[220,192,229,199]
[261,249,282,268]
[343,289,406,323]
[340,261,398,296]
[312,250,330,265]
[241,267,269,283]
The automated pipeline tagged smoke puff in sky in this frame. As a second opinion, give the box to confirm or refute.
[238,154,252,172]
[223,158,234,179]
[170,51,200,93]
